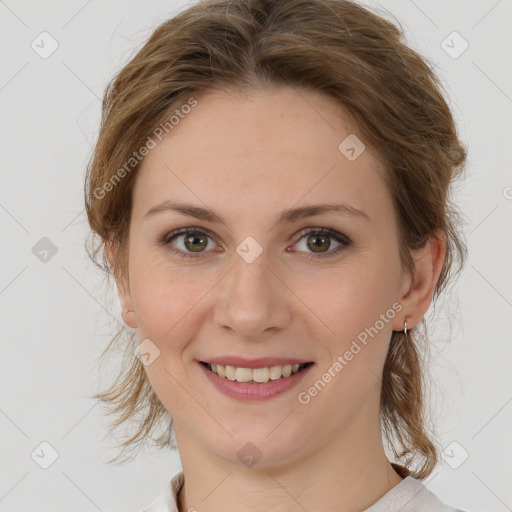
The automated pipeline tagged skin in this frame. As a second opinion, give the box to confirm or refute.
[109,85,445,512]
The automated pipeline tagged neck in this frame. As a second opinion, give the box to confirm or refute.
[174,403,404,512]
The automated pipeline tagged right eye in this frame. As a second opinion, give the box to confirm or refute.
[160,227,218,258]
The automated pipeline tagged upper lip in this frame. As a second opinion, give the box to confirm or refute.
[199,357,313,369]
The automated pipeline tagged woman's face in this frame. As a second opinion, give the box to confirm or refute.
[117,86,413,468]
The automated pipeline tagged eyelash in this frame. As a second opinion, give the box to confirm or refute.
[158,226,352,260]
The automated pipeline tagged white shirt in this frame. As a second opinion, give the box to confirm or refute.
[140,466,467,512]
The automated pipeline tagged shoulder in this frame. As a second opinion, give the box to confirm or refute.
[139,469,469,512]
[140,471,184,512]
[365,473,468,512]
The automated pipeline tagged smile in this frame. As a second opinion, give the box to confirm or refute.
[201,361,312,383]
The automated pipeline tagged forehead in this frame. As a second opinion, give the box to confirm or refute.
[133,86,389,221]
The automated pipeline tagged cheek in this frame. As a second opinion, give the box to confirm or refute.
[304,256,399,338]
[131,260,209,415]
[298,256,401,402]
[297,262,398,420]
[129,249,210,341]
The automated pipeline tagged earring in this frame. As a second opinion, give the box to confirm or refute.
[404,320,408,335]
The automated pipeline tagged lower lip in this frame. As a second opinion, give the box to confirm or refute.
[198,361,314,402]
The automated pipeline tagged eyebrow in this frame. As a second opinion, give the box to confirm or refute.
[144,199,369,225]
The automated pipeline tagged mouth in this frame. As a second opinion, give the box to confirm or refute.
[199,361,314,384]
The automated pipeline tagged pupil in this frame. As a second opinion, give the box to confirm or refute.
[308,234,329,252]
[186,233,207,251]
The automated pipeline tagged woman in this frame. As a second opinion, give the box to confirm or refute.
[84,0,469,510]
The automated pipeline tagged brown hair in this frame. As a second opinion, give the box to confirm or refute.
[84,0,467,477]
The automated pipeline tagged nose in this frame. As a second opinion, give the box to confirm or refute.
[212,249,292,340]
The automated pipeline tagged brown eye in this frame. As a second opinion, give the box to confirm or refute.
[162,228,216,258]
[306,233,331,253]
[160,226,351,260]
[292,228,352,259]
[183,232,208,252]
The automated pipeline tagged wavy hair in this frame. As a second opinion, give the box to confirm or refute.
[84,0,467,477]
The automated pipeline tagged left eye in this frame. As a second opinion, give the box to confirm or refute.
[291,228,351,258]
[160,227,351,259]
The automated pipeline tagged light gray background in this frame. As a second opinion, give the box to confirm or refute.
[1,1,511,511]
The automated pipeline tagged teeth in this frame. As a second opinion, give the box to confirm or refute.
[225,365,236,381]
[253,367,269,383]
[269,366,282,380]
[235,367,253,382]
[207,362,308,383]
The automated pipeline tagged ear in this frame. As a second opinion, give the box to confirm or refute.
[105,236,137,329]
[393,230,446,331]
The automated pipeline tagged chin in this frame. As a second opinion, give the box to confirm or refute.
[202,427,307,470]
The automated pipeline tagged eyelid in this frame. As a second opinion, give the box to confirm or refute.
[288,227,351,259]
[293,226,351,245]
[160,226,218,246]
[159,225,352,259]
